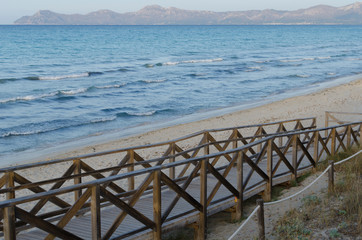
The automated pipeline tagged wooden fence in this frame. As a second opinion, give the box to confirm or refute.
[325,111,362,127]
[2,118,361,240]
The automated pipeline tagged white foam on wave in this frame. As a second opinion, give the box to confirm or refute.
[163,62,179,66]
[91,116,117,123]
[296,74,311,78]
[2,129,50,138]
[38,73,90,80]
[280,56,331,63]
[127,111,156,116]
[317,56,331,60]
[163,58,223,66]
[96,83,127,89]
[60,88,88,95]
[141,79,167,83]
[0,92,58,104]
[0,87,90,104]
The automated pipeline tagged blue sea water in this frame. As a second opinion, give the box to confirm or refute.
[0,25,362,165]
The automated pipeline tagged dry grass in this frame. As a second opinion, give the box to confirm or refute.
[274,147,362,239]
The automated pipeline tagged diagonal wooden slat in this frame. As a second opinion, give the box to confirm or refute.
[161,161,201,223]
[107,152,130,177]
[14,173,70,209]
[271,142,294,176]
[161,174,202,212]
[318,133,331,159]
[350,128,359,146]
[206,153,239,206]
[30,164,76,215]
[207,132,234,165]
[243,152,268,190]
[206,162,238,206]
[335,130,347,152]
[80,161,126,194]
[45,188,93,240]
[176,135,205,178]
[236,132,257,155]
[296,135,315,168]
[102,172,154,240]
[295,137,315,168]
[0,174,7,189]
[15,207,83,240]
[100,187,154,229]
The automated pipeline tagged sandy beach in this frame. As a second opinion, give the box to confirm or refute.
[48,77,362,162]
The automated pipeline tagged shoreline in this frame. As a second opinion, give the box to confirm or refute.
[1,74,362,167]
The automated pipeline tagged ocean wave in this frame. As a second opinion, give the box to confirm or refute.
[0,87,90,104]
[146,58,223,67]
[288,74,311,78]
[254,60,270,63]
[59,88,88,95]
[245,66,263,72]
[95,83,127,89]
[90,116,117,123]
[1,116,118,138]
[0,92,58,104]
[140,79,167,84]
[25,71,103,81]
[117,110,157,117]
[279,57,328,63]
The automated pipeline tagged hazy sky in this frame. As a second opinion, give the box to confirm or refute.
[0,0,358,24]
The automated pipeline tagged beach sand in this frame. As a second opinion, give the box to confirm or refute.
[51,77,362,161]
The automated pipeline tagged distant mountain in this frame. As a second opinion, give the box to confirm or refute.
[14,2,362,25]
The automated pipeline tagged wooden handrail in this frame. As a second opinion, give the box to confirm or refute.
[0,121,360,208]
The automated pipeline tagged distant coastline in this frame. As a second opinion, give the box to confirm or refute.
[14,2,362,25]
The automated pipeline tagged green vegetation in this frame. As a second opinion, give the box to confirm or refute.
[274,147,362,239]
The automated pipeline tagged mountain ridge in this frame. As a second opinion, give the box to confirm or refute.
[14,2,362,25]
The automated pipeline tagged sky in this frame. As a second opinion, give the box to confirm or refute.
[0,0,358,24]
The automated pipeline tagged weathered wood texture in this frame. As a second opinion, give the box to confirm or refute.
[0,117,360,239]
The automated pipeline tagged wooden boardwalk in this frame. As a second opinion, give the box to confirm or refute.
[0,116,361,240]
[17,152,311,240]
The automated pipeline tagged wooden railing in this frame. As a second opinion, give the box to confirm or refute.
[9,117,362,240]
[325,111,362,127]
[0,121,360,239]
[0,117,315,199]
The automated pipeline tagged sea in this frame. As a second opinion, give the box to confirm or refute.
[1,25,362,166]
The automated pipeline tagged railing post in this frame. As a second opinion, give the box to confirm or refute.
[233,129,238,150]
[263,139,273,201]
[331,128,336,156]
[346,125,352,149]
[74,159,82,202]
[360,123,362,147]
[328,161,334,193]
[153,170,162,240]
[257,199,265,240]
[198,157,207,240]
[313,131,319,170]
[128,150,135,191]
[91,185,101,240]
[170,143,176,179]
[292,135,298,181]
[325,112,329,137]
[235,151,243,220]
[4,172,16,240]
[197,133,208,240]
